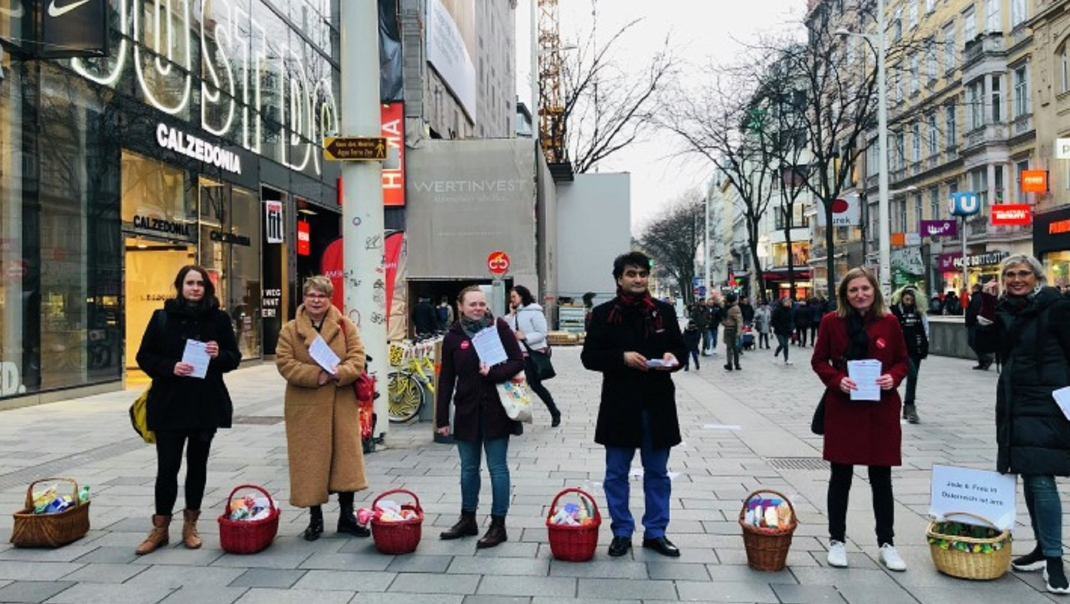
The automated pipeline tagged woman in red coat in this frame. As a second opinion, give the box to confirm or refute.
[811,268,910,572]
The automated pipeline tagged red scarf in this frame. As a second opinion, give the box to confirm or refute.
[608,287,663,335]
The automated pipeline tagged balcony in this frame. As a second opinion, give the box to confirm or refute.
[964,123,1008,152]
[963,33,1006,70]
[966,214,987,238]
[1012,114,1034,137]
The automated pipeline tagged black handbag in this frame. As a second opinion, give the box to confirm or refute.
[811,394,826,435]
[523,342,556,380]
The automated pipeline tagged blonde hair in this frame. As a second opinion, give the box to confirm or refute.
[835,267,888,318]
[303,276,333,297]
[890,285,928,314]
[457,285,484,307]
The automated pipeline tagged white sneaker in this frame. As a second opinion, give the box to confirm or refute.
[827,540,848,568]
[879,543,907,571]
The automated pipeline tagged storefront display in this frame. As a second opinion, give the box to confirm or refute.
[937,251,1008,291]
[1034,205,1070,290]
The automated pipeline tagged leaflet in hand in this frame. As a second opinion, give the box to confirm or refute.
[309,334,341,374]
[471,327,509,366]
[1053,386,1070,421]
[847,359,881,401]
[181,340,210,379]
[646,358,678,369]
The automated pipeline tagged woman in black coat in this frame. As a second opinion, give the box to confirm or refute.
[436,286,525,549]
[135,264,241,555]
[890,287,928,425]
[976,255,1070,594]
[771,297,794,365]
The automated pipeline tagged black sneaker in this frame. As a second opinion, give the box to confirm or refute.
[903,404,920,424]
[1045,557,1070,595]
[1012,546,1045,572]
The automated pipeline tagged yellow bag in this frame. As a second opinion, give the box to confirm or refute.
[129,388,155,444]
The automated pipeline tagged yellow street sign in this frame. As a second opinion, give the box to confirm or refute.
[323,136,388,161]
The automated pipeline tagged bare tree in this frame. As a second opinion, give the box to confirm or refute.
[556,18,675,174]
[660,62,777,298]
[637,190,704,305]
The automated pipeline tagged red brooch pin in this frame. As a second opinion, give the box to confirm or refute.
[876,338,886,349]
[461,340,470,350]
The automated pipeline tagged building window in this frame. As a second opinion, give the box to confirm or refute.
[930,186,941,220]
[946,103,957,148]
[1014,66,1029,117]
[926,0,936,14]
[1010,0,1027,27]
[927,42,938,82]
[910,53,920,93]
[899,199,908,232]
[968,81,984,129]
[912,122,921,162]
[913,193,923,230]
[895,131,906,170]
[985,0,1001,32]
[963,5,976,41]
[1061,46,1069,94]
[994,164,1004,203]
[943,22,956,72]
[927,112,938,156]
[991,75,1002,123]
[894,8,903,41]
[868,140,880,174]
[909,0,918,28]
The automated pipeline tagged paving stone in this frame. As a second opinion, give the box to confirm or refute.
[71,545,139,565]
[576,578,677,601]
[833,582,918,604]
[228,569,308,589]
[646,561,710,581]
[771,583,848,604]
[449,557,549,576]
[460,597,532,604]
[385,555,453,573]
[124,565,246,588]
[352,594,462,604]
[291,570,396,592]
[0,562,84,582]
[477,576,577,598]
[386,573,480,594]
[706,563,798,584]
[156,586,249,604]
[297,552,393,572]
[548,560,646,579]
[230,588,355,604]
[128,546,224,566]
[58,563,146,584]
[211,550,313,570]
[0,580,75,603]
[43,582,175,604]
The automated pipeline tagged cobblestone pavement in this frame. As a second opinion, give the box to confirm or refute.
[0,344,1066,604]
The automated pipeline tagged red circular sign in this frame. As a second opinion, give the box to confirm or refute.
[487,251,511,275]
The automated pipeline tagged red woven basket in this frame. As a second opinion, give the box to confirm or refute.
[738,489,797,572]
[546,487,601,562]
[217,484,279,555]
[370,488,423,554]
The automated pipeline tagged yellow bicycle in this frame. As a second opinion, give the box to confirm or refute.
[387,340,437,422]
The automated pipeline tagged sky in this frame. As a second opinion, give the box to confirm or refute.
[516,0,805,232]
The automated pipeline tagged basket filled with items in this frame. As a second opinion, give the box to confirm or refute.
[738,490,797,572]
[217,484,280,555]
[364,489,423,554]
[10,478,91,548]
[927,512,1012,580]
[546,487,601,562]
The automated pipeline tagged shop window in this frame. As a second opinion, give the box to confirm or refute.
[1048,252,1070,290]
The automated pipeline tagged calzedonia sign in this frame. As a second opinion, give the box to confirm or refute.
[156,124,242,175]
[132,215,193,237]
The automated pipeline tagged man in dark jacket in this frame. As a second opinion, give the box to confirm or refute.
[581,251,687,559]
[738,296,755,325]
[411,296,437,338]
[965,284,993,370]
[689,300,711,354]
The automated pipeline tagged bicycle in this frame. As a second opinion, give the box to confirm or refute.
[387,339,438,422]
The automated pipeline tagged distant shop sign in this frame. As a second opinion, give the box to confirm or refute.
[938,251,1009,271]
[132,215,193,237]
[156,123,242,175]
[989,204,1033,226]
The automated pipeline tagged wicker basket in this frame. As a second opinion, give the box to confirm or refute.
[10,478,90,548]
[546,488,601,562]
[370,489,423,554]
[739,489,797,572]
[927,512,1011,580]
[217,484,280,555]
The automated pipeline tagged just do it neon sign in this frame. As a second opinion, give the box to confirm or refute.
[71,0,338,177]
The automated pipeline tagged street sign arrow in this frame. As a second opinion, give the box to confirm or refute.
[323,136,388,161]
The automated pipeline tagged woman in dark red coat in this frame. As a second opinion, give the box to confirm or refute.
[811,268,910,572]
[435,286,525,549]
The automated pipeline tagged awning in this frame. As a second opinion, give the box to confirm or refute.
[763,269,812,280]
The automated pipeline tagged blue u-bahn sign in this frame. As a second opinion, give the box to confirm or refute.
[948,191,982,217]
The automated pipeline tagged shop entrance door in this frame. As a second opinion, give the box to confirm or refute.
[124,237,195,384]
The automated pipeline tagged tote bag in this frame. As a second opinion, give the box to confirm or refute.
[497,373,533,423]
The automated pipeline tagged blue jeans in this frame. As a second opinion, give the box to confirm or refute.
[456,428,511,517]
[604,411,671,539]
[1023,475,1063,557]
[702,328,715,353]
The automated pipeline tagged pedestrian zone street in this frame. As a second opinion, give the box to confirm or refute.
[0,346,1065,604]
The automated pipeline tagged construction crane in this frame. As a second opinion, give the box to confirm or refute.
[537,0,568,168]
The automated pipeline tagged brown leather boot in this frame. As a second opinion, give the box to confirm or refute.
[439,510,479,540]
[476,515,507,549]
[181,509,202,549]
[135,514,172,555]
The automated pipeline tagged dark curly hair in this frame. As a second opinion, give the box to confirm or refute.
[612,251,652,280]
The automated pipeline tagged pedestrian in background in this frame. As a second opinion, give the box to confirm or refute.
[436,296,455,332]
[929,293,944,316]
[508,285,561,427]
[690,298,711,356]
[754,301,772,350]
[411,296,438,338]
[811,268,910,572]
[965,283,993,370]
[135,265,241,555]
[809,296,826,344]
[436,287,526,548]
[683,320,702,371]
[890,287,929,424]
[581,251,687,558]
[974,255,1070,594]
[705,297,722,356]
[738,296,755,326]
[793,299,811,346]
[276,276,369,541]
[771,296,794,365]
[944,290,962,315]
[722,292,743,371]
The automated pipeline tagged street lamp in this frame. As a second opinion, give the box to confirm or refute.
[835,0,890,294]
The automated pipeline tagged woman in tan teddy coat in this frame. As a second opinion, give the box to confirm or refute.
[276,276,368,541]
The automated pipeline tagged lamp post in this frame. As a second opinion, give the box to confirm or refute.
[836,0,889,294]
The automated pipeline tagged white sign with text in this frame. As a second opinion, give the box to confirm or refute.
[929,464,1017,530]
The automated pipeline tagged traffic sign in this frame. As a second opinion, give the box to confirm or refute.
[323,136,388,161]
[487,251,511,275]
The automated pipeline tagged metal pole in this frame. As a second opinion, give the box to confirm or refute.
[876,0,891,295]
[961,215,968,299]
[704,188,711,300]
[340,0,388,440]
[530,0,538,121]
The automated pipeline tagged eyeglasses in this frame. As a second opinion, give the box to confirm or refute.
[1002,270,1035,280]
[304,293,329,300]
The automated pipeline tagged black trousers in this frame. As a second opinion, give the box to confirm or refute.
[524,358,559,415]
[827,463,894,545]
[797,327,809,346]
[154,429,214,516]
[758,333,769,348]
